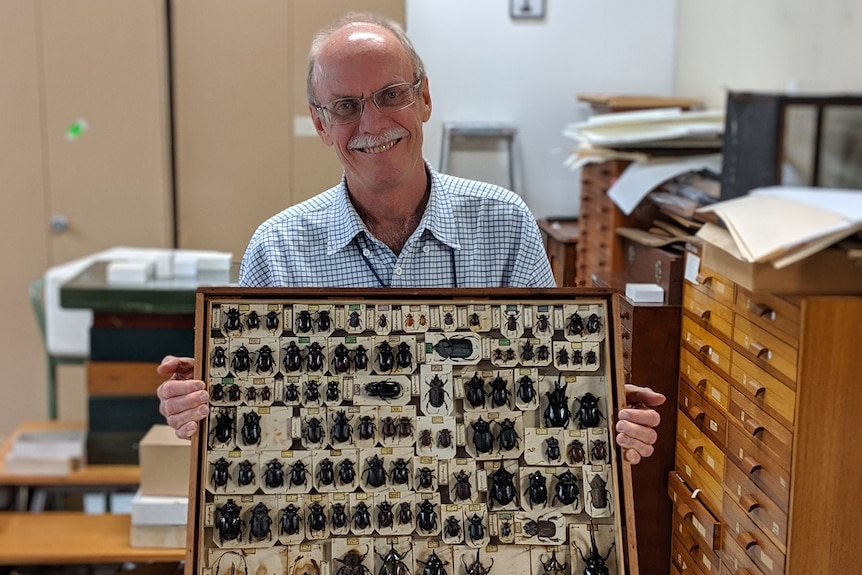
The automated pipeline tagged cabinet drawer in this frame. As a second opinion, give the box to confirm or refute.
[678,414,726,483]
[720,529,770,575]
[732,316,798,386]
[689,265,735,307]
[679,379,728,450]
[730,352,796,431]
[668,471,723,552]
[729,387,793,469]
[684,283,734,341]
[682,316,733,378]
[680,349,730,412]
[734,287,800,347]
[676,441,724,517]
[674,514,721,574]
[724,460,789,550]
[722,497,786,575]
[726,425,791,512]
[672,531,710,575]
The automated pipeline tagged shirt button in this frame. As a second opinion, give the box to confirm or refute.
[394,266,403,275]
[422,245,430,253]
[362,249,371,257]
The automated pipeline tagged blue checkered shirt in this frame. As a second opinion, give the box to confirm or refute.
[239,166,555,288]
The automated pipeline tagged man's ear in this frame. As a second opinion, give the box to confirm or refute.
[420,77,432,123]
[309,105,334,146]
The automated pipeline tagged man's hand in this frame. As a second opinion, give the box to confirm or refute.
[156,355,210,440]
[616,384,666,464]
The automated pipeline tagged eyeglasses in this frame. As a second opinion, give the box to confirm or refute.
[314,80,422,125]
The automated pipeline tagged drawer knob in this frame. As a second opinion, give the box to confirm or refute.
[699,309,712,322]
[742,377,767,398]
[621,311,631,320]
[621,332,630,340]
[676,503,694,520]
[743,417,764,437]
[696,272,714,286]
[739,494,760,512]
[736,531,758,550]
[743,455,762,475]
[687,405,706,422]
[748,342,771,359]
[687,438,704,455]
[749,302,774,319]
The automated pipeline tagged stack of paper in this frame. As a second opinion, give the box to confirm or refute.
[4,429,86,475]
[697,187,862,268]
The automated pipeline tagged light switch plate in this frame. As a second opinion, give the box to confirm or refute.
[510,0,546,19]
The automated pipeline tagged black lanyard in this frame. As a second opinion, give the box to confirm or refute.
[354,236,458,288]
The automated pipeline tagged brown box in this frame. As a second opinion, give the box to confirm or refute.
[139,424,191,497]
[622,239,685,304]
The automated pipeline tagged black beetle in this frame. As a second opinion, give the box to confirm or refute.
[381,416,398,440]
[264,458,284,488]
[500,520,512,537]
[464,374,486,408]
[586,313,602,334]
[523,516,562,542]
[535,313,551,334]
[521,340,535,362]
[279,503,301,535]
[396,342,412,368]
[261,385,272,402]
[376,341,395,372]
[330,502,348,529]
[570,349,582,365]
[216,499,244,543]
[577,525,615,575]
[470,418,493,454]
[211,408,234,445]
[210,382,225,402]
[452,469,472,501]
[469,312,481,327]
[567,312,584,335]
[231,345,251,374]
[283,342,303,372]
[419,428,433,449]
[241,411,261,446]
[296,309,314,333]
[338,459,356,485]
[212,346,228,369]
[539,550,568,575]
[575,393,604,428]
[398,501,413,524]
[552,470,580,506]
[444,515,461,539]
[377,544,411,575]
[362,454,387,488]
[416,499,438,532]
[585,350,597,365]
[568,439,586,464]
[227,383,241,402]
[248,501,272,542]
[330,410,353,444]
[305,381,321,405]
[377,313,388,329]
[462,550,493,575]
[246,386,257,403]
[524,470,548,509]
[488,376,510,408]
[364,380,402,401]
[496,418,520,452]
[265,310,280,331]
[416,466,435,489]
[556,346,569,366]
[326,379,341,402]
[516,375,536,404]
[237,459,255,487]
[467,513,485,541]
[353,345,369,370]
[352,502,371,530]
[397,416,413,439]
[347,310,362,329]
[504,313,519,333]
[336,548,372,575]
[376,501,395,529]
[289,460,310,487]
[424,374,451,410]
[307,501,327,535]
[358,415,376,441]
[417,551,448,575]
[537,344,550,361]
[389,458,410,485]
[546,437,561,462]
[303,416,325,445]
[211,457,231,491]
[284,382,300,403]
[316,458,335,486]
[223,308,243,334]
[432,337,474,360]
[437,428,454,449]
[317,309,332,332]
[255,345,276,374]
[333,343,352,373]
[591,439,608,462]
[306,342,325,372]
[487,466,517,509]
[589,474,610,509]
[543,378,571,428]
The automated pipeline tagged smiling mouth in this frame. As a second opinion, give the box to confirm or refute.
[357,138,401,154]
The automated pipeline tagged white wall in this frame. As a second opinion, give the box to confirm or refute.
[406,0,678,219]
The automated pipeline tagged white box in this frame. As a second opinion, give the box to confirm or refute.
[106,260,156,285]
[131,489,189,525]
[625,283,664,303]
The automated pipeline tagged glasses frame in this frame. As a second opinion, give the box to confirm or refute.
[314,79,422,125]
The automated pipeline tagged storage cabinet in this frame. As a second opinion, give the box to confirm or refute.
[670,254,862,574]
[538,219,579,287]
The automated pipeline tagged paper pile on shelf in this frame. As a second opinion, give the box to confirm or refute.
[4,429,86,476]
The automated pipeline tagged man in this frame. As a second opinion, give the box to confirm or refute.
[157,13,664,463]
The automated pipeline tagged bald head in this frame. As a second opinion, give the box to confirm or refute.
[306,13,426,106]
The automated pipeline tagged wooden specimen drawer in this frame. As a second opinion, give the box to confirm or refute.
[691,267,735,307]
[668,471,722,552]
[722,497,786,575]
[682,316,733,379]
[679,381,728,450]
[730,353,796,430]
[720,529,769,575]
[728,387,792,469]
[726,424,791,511]
[734,288,800,348]
[723,461,788,551]
[680,349,730,412]
[678,415,726,484]
[732,316,798,385]
[672,531,710,575]
[673,514,721,574]
[683,283,734,341]
[675,442,724,521]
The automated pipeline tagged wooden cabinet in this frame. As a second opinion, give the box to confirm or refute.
[670,255,862,574]
[538,218,579,286]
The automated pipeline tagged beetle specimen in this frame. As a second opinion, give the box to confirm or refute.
[264,458,284,488]
[237,459,255,487]
[305,381,321,405]
[535,313,551,334]
[227,383,241,402]
[470,417,494,454]
[376,341,395,372]
[424,374,451,410]
[316,310,332,332]
[289,460,310,487]
[284,382,300,403]
[260,385,271,402]
[307,501,327,536]
[398,501,413,525]
[443,515,461,539]
[437,428,454,449]
[418,428,433,449]
[352,502,372,530]
[255,344,275,374]
[419,314,428,326]
[552,470,580,507]
[567,312,585,336]
[376,501,395,529]
[389,458,410,485]
[248,501,273,542]
[335,547,372,575]
[416,466,435,489]
[537,344,550,361]
[353,345,369,370]
[215,499,244,543]
[586,313,602,334]
[380,416,398,440]
[588,474,610,509]
[504,313,519,333]
[417,551,448,575]
[556,346,569,366]
[210,408,234,445]
[516,375,536,404]
[496,418,520,452]
[575,393,605,428]
[296,310,314,333]
[452,469,472,501]
[212,346,228,369]
[487,466,517,509]
[265,310,280,331]
[500,520,512,537]
[338,459,356,485]
[245,386,257,403]
[416,499,438,532]
[303,416,325,445]
[330,410,353,444]
[347,310,362,329]
[591,439,608,463]
[467,513,486,542]
[240,411,261,446]
[377,313,388,329]
[283,342,303,372]
[364,380,402,401]
[539,550,568,575]
[326,379,341,403]
[377,544,411,575]
[521,340,535,361]
[362,454,387,488]
[358,415,377,441]
[397,416,414,439]
[543,378,571,428]
[306,342,325,372]
[546,437,561,462]
[577,525,615,575]
[488,376,510,408]
[223,308,243,334]
[568,439,586,464]
[524,470,548,508]
[432,337,474,360]
[316,458,335,486]
[396,342,412,368]
[469,312,481,327]
[231,345,251,374]
[279,504,302,535]
[210,382,225,402]
[330,502,348,530]
[522,516,562,542]
[464,374,487,408]
[211,457,231,491]
[331,343,351,373]
[573,350,583,365]
[404,313,415,328]
[462,550,493,575]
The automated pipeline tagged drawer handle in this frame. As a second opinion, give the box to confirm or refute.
[687,405,706,422]
[699,309,712,322]
[676,503,693,520]
[621,332,631,340]
[621,311,631,320]
[736,531,758,550]
[739,494,760,513]
[687,438,704,455]
[741,377,767,398]
[748,342,770,359]
[743,417,764,437]
[696,272,714,286]
[749,302,774,318]
[686,541,700,554]
[743,455,762,475]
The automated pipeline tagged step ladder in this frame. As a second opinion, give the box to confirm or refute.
[439,122,520,194]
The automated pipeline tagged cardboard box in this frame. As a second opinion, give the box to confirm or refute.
[131,489,188,526]
[139,424,191,497]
